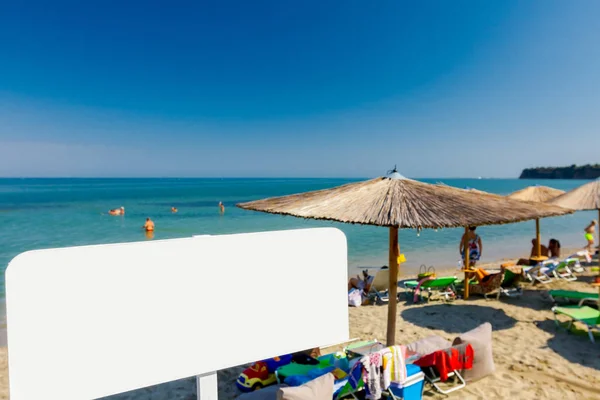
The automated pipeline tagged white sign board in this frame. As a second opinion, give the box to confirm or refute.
[6,228,349,400]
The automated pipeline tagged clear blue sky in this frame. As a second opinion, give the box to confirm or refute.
[1,1,599,178]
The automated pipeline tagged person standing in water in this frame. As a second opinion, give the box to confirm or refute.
[171,207,178,213]
[584,220,596,253]
[219,201,225,214]
[144,217,155,232]
[460,226,482,268]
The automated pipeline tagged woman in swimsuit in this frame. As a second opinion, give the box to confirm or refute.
[584,220,596,253]
[460,226,482,268]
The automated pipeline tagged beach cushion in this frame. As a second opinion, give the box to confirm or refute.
[277,373,334,400]
[236,384,288,400]
[406,335,452,356]
[456,322,495,382]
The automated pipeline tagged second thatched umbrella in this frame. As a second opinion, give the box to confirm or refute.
[507,185,565,260]
[237,169,572,345]
[550,179,600,270]
[550,179,600,220]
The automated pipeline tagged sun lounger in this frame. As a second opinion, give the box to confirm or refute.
[563,256,584,273]
[468,272,504,300]
[548,290,599,307]
[524,261,554,284]
[367,269,393,304]
[550,260,577,281]
[500,265,523,298]
[552,305,600,343]
[403,276,457,303]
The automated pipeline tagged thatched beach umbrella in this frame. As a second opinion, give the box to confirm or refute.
[550,179,600,268]
[507,185,565,260]
[237,169,572,346]
[549,179,600,220]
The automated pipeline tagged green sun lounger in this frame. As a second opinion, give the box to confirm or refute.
[552,305,600,343]
[403,276,457,302]
[549,290,599,307]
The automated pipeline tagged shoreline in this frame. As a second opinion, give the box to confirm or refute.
[0,244,591,348]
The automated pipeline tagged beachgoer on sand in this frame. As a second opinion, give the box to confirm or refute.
[517,238,553,266]
[530,238,549,258]
[460,226,482,267]
[348,269,374,293]
[108,206,125,216]
[144,217,155,232]
[219,201,225,214]
[584,220,596,253]
[548,238,561,258]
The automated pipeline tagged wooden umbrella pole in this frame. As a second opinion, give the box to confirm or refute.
[535,218,541,258]
[463,227,471,300]
[386,226,399,346]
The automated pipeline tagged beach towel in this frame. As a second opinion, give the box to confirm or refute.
[360,352,383,400]
[381,345,407,389]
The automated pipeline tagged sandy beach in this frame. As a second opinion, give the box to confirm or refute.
[1,250,599,400]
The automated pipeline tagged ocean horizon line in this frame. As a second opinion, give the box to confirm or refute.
[0,176,520,180]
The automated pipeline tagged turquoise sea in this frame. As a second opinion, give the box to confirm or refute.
[0,178,596,304]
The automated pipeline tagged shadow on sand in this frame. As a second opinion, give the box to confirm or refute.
[534,319,600,371]
[401,303,517,333]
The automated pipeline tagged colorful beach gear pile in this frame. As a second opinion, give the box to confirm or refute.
[235,323,495,400]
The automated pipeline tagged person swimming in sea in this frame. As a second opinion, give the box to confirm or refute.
[219,201,225,214]
[584,220,596,253]
[108,206,125,216]
[171,207,178,213]
[143,217,155,232]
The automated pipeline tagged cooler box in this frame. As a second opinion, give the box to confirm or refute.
[388,364,424,400]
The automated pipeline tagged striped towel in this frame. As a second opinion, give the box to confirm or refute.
[382,345,408,388]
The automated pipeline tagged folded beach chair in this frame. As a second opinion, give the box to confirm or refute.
[548,290,599,307]
[367,269,392,304]
[468,272,504,300]
[552,305,600,343]
[403,276,457,303]
[413,343,473,395]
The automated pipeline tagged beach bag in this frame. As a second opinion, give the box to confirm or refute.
[418,265,436,280]
[348,288,362,307]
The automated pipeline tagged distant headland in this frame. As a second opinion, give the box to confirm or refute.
[520,164,600,179]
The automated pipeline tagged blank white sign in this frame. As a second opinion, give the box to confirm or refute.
[6,228,349,400]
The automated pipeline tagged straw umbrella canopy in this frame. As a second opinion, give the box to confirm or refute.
[506,186,565,260]
[550,179,600,267]
[237,169,572,346]
[549,179,600,213]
